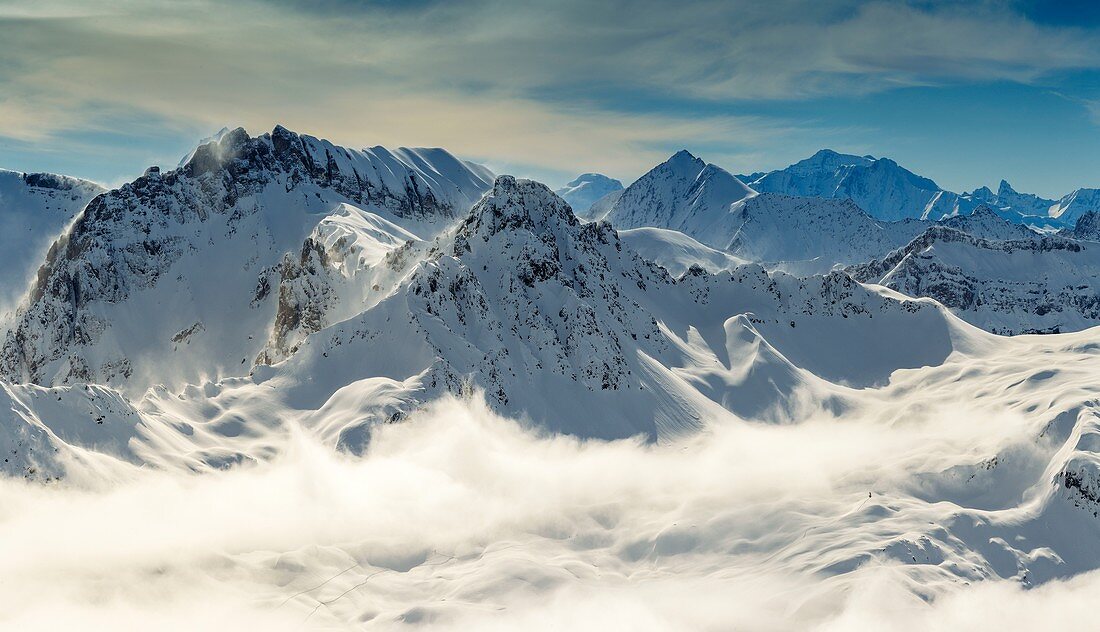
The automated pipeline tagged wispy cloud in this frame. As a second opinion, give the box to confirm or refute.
[1,0,1099,182]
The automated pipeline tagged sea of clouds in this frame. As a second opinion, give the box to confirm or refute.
[0,394,1097,630]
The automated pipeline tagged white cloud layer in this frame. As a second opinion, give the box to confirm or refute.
[0,394,1094,630]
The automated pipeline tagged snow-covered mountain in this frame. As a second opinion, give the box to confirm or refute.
[4,158,1100,628]
[720,197,1035,276]
[985,179,1056,216]
[746,149,961,221]
[600,150,757,237]
[0,126,494,393]
[595,162,1094,334]
[595,150,1043,276]
[1049,187,1100,226]
[0,172,963,470]
[721,194,927,275]
[849,227,1100,334]
[0,170,104,312]
[555,173,623,214]
[745,150,1080,228]
[235,176,958,441]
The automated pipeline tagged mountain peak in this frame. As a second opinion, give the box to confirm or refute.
[970,203,1001,219]
[556,173,625,215]
[564,173,621,187]
[666,149,704,171]
[458,176,576,243]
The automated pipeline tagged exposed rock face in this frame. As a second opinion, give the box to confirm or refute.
[848,227,1100,334]
[0,169,105,308]
[1068,210,1100,242]
[269,175,952,440]
[257,238,342,365]
[0,126,492,391]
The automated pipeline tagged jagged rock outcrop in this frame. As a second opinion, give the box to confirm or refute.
[0,126,492,392]
[849,227,1100,334]
[257,175,953,441]
[1067,210,1100,242]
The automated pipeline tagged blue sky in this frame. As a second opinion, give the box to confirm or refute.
[1,0,1099,197]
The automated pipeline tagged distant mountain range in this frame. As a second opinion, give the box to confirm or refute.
[570,149,1100,333]
[573,148,1099,228]
[555,173,623,213]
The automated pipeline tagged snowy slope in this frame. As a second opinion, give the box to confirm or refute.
[0,126,493,393]
[618,227,747,275]
[579,188,623,221]
[849,227,1100,334]
[602,150,757,234]
[721,194,928,275]
[0,170,104,312]
[1050,188,1100,226]
[555,173,623,214]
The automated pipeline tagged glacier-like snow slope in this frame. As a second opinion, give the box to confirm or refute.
[0,170,104,314]
[0,126,493,394]
[555,173,623,214]
[1050,187,1100,227]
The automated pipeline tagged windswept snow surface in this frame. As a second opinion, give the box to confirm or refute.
[3,151,1100,629]
[619,226,747,275]
[5,325,1100,630]
[0,169,104,314]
